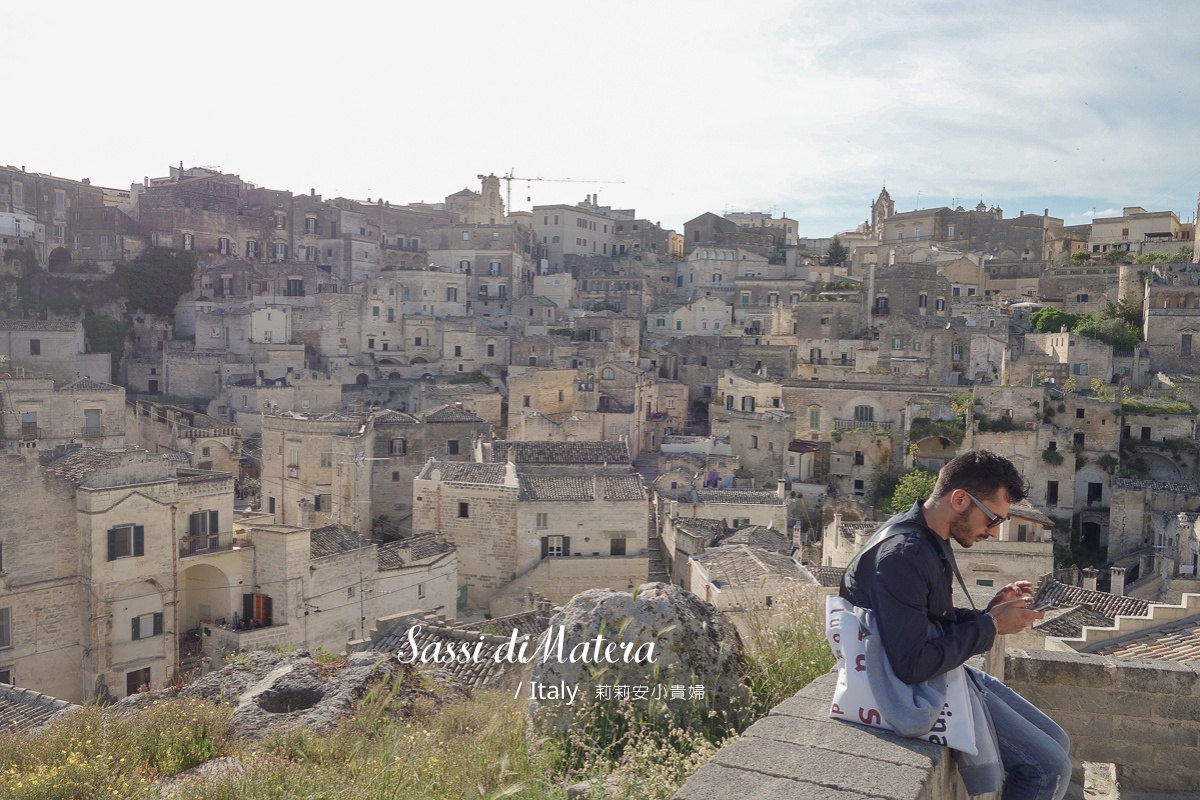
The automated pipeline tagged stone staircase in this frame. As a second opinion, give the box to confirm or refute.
[646,500,670,584]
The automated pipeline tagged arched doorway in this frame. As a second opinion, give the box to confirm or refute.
[180,563,233,630]
[48,247,71,272]
[356,373,370,387]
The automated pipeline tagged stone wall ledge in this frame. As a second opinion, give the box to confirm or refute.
[674,671,968,800]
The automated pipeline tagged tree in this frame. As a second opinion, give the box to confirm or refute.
[887,469,938,513]
[1102,248,1130,265]
[1029,307,1081,334]
[826,236,849,266]
[1066,251,1092,266]
[114,247,198,317]
[82,314,129,383]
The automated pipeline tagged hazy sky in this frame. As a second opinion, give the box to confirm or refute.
[9,1,1199,235]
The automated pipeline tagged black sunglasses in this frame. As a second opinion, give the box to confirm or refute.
[965,492,1008,529]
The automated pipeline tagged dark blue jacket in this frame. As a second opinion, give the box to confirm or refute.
[839,502,997,684]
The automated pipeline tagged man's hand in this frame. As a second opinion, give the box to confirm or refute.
[985,580,1035,612]
[988,597,1045,635]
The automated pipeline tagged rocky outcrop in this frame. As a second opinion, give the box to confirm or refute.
[528,582,748,732]
[110,648,428,741]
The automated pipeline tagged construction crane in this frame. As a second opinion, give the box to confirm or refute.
[484,169,624,211]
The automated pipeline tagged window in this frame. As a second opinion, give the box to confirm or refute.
[246,240,258,259]
[286,278,304,296]
[1072,362,1089,376]
[967,287,977,297]
[188,510,219,549]
[1087,482,1103,505]
[275,213,287,230]
[447,287,457,302]
[536,513,549,529]
[750,435,758,450]
[1076,408,1085,419]
[462,231,470,241]
[390,438,407,455]
[0,607,8,648]
[487,344,495,357]
[810,408,820,429]
[314,493,332,512]
[132,612,163,641]
[0,667,10,685]
[182,233,193,251]
[976,579,995,588]
[952,344,963,361]
[392,471,400,482]
[936,299,945,311]
[1076,293,1089,303]
[854,450,864,466]
[1017,524,1029,542]
[1183,334,1193,357]
[1046,481,1059,506]
[107,524,145,560]
[854,479,865,495]
[610,537,626,556]
[446,440,460,456]
[601,368,615,380]
[892,337,903,350]
[458,502,470,519]
[29,339,40,356]
[268,497,275,514]
[542,535,569,557]
[853,405,874,422]
[273,242,288,260]
[919,294,927,308]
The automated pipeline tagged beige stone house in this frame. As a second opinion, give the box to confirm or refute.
[0,376,126,453]
[411,441,649,613]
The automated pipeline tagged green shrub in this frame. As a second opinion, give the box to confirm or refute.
[1042,449,1064,465]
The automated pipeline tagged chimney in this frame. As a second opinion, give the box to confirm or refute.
[310,188,315,197]
[1020,210,1024,216]
[1082,567,1098,592]
[1110,566,1126,596]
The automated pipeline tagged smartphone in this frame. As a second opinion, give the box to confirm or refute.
[1027,600,1052,612]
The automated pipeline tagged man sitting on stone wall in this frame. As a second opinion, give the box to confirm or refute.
[841,450,1072,800]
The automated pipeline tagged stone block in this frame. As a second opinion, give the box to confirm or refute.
[1019,686,1150,720]
[1151,692,1200,720]
[674,761,863,800]
[707,737,935,799]
[1114,717,1197,748]
[1110,660,1198,695]
[1070,738,1154,768]
[745,714,939,769]
[1005,649,1115,688]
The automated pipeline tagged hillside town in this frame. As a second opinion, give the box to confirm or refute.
[1,161,1199,733]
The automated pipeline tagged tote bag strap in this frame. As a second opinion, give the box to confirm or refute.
[841,521,977,610]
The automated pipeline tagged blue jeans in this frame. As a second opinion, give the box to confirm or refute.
[972,669,1072,800]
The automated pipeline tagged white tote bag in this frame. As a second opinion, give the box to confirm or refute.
[825,595,977,754]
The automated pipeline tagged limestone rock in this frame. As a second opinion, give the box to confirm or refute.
[528,582,747,732]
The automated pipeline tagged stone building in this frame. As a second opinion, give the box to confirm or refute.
[126,398,241,474]
[412,440,649,612]
[0,317,111,384]
[0,446,231,702]
[0,376,127,453]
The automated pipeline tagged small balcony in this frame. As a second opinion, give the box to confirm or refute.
[19,424,43,440]
[179,530,236,558]
[833,419,893,431]
[82,425,105,437]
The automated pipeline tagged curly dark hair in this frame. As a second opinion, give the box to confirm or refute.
[930,450,1027,503]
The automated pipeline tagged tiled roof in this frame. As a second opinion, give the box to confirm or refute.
[374,410,419,424]
[491,440,630,465]
[1033,605,1117,639]
[0,685,80,733]
[718,525,791,554]
[421,404,484,423]
[520,475,593,501]
[673,517,726,542]
[693,544,811,588]
[840,522,878,540]
[376,533,455,570]
[432,462,509,485]
[812,565,846,589]
[694,489,783,505]
[58,377,122,392]
[41,447,125,482]
[1031,579,1150,621]
[0,318,77,332]
[1086,616,1200,662]
[310,524,369,559]
[1008,501,1055,527]
[601,475,646,501]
